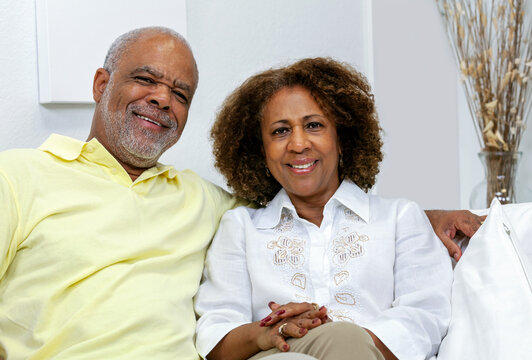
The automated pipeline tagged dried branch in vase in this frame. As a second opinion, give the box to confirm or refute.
[436,0,532,152]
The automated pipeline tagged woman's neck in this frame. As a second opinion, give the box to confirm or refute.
[288,187,339,227]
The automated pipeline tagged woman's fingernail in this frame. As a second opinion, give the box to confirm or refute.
[283,344,289,351]
[453,253,459,261]
[262,316,271,322]
[312,318,320,324]
[268,301,275,307]
[299,328,307,334]
[319,306,325,311]
[259,322,266,327]
[324,315,329,321]
[275,310,285,315]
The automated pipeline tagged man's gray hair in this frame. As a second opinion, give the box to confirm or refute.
[103,26,197,77]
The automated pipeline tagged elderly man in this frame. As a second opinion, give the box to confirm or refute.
[0,27,480,359]
[0,27,242,359]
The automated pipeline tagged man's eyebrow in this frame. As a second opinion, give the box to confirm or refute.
[130,66,192,92]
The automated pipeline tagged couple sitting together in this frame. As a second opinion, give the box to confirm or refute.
[0,27,481,360]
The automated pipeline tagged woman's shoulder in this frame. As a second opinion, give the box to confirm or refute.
[220,204,261,223]
[366,194,425,221]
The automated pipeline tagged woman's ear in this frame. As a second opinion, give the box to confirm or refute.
[92,68,110,103]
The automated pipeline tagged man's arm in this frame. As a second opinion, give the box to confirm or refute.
[425,210,486,261]
[0,169,20,280]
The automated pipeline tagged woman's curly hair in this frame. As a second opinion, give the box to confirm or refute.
[211,57,383,205]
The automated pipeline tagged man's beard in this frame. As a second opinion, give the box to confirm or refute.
[99,81,179,168]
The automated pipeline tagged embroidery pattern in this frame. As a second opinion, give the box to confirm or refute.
[291,273,307,289]
[327,309,355,323]
[267,236,306,268]
[344,208,363,223]
[273,211,294,233]
[334,271,350,286]
[335,292,357,306]
[295,293,312,302]
[331,231,369,266]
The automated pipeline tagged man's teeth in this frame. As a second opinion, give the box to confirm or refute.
[137,114,162,127]
[291,161,316,169]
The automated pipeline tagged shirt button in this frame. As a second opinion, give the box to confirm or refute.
[86,145,94,153]
[111,168,118,175]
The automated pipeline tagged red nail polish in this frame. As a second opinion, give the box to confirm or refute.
[312,318,320,324]
[268,301,275,307]
[299,328,306,334]
[283,344,289,351]
[275,310,285,315]
[261,316,271,322]
[319,306,325,311]
[259,322,265,327]
[324,315,329,321]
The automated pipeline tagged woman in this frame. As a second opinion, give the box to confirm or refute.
[195,58,453,360]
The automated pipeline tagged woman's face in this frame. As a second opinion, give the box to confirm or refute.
[261,86,341,204]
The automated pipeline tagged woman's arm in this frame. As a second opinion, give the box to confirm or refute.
[207,303,327,360]
[364,200,454,359]
[364,329,398,360]
[195,208,326,359]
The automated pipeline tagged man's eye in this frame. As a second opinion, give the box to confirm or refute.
[172,90,188,104]
[135,76,155,84]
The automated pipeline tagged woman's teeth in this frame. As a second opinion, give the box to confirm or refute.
[291,161,316,169]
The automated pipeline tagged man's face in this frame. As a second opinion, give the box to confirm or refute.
[93,33,198,170]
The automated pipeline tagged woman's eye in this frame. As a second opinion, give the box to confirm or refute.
[272,128,289,135]
[306,122,323,129]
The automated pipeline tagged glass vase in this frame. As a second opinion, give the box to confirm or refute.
[470,151,532,209]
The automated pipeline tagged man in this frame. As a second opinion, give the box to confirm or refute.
[0,27,242,360]
[0,27,481,359]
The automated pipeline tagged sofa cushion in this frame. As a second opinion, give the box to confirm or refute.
[437,199,532,359]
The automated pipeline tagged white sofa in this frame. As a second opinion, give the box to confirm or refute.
[435,199,532,359]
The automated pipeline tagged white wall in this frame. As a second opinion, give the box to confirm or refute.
[372,0,460,209]
[0,0,371,189]
[2,0,529,209]
[167,0,373,187]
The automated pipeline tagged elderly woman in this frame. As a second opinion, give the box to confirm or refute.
[195,58,453,360]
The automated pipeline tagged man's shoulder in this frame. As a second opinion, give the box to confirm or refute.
[173,169,235,201]
[0,147,50,173]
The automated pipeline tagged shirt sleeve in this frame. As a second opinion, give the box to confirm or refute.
[194,207,253,358]
[363,200,453,360]
[202,178,251,224]
[0,169,20,280]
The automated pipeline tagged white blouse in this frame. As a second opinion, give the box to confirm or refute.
[195,180,452,359]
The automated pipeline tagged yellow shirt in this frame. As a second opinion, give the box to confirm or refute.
[0,134,240,360]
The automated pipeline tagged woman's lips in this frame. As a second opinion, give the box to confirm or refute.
[287,160,318,173]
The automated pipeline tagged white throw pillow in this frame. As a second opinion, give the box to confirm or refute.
[437,199,532,360]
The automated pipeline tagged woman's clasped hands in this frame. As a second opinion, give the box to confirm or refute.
[256,301,330,352]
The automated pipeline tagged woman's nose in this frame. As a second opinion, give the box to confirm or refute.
[287,127,311,152]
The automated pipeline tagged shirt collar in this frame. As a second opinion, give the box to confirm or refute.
[255,179,370,229]
[38,133,86,161]
[38,134,178,180]
[331,179,370,223]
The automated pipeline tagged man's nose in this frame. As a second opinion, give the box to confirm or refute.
[147,84,171,111]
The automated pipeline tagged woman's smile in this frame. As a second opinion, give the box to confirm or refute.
[261,85,341,204]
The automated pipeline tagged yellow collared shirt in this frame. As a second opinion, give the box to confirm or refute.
[0,134,240,359]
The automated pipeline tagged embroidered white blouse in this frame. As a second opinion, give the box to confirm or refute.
[195,180,452,359]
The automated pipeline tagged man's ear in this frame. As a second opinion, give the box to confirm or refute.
[93,68,110,103]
